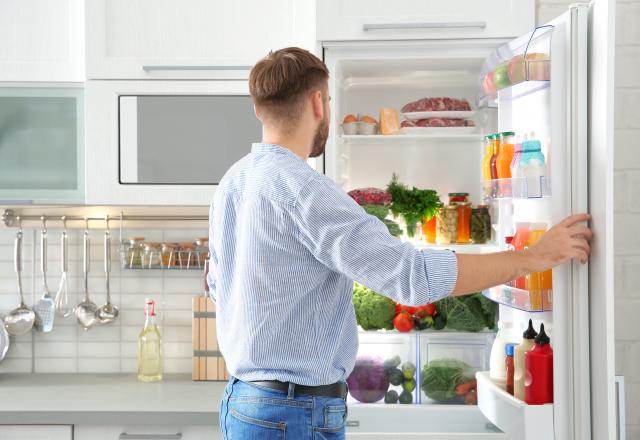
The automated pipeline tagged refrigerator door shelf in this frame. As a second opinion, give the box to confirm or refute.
[476,371,553,439]
[483,285,552,313]
[483,176,552,200]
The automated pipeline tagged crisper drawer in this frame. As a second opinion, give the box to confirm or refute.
[73,425,220,440]
[317,0,535,42]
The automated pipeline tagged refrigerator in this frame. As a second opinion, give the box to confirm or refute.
[319,2,616,439]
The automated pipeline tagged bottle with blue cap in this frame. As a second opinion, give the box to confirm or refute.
[505,343,516,395]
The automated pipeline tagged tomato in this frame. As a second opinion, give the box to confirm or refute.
[414,304,436,318]
[395,303,402,314]
[393,313,414,332]
[399,305,417,315]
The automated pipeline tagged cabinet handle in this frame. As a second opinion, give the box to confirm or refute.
[616,376,626,440]
[119,434,182,440]
[142,65,252,71]
[363,21,486,31]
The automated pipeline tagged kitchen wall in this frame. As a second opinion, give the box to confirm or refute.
[538,0,640,437]
[0,226,206,374]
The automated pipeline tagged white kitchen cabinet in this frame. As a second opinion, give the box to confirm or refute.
[85,0,315,79]
[0,425,72,440]
[0,0,84,82]
[74,425,220,440]
[317,0,535,42]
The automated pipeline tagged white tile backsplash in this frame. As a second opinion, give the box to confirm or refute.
[0,228,206,375]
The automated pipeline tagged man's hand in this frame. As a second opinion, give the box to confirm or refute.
[525,213,592,272]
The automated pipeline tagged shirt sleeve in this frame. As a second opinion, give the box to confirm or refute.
[293,175,459,305]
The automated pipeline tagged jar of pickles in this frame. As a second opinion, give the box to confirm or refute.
[436,205,458,244]
[471,205,492,244]
[195,237,209,267]
[127,237,145,268]
[448,192,469,204]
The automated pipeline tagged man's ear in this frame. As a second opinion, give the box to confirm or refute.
[310,90,324,120]
[253,104,262,121]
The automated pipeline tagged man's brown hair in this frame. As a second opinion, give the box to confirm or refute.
[249,47,329,124]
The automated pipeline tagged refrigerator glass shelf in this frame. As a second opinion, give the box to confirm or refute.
[482,176,551,200]
[482,284,552,312]
[341,134,484,143]
[476,371,554,439]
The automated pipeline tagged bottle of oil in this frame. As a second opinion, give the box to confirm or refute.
[137,298,162,382]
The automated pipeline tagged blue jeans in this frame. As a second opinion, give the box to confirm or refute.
[220,377,347,439]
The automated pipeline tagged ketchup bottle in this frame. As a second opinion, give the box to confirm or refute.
[524,323,553,404]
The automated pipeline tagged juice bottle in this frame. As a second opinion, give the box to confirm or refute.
[496,131,515,179]
[138,298,163,382]
[512,223,530,289]
[482,134,495,181]
[490,134,501,180]
[526,223,550,310]
[510,134,524,178]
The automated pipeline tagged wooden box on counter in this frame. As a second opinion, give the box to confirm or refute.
[192,296,229,381]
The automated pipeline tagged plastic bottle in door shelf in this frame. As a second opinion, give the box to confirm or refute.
[512,223,531,289]
[510,134,525,178]
[515,319,538,401]
[505,343,516,395]
[525,323,553,405]
[496,132,515,179]
[489,321,515,383]
[482,134,495,181]
[525,224,552,310]
[517,134,547,197]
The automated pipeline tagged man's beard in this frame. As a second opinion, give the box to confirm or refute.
[309,112,329,158]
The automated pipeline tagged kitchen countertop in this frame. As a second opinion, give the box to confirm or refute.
[0,373,225,426]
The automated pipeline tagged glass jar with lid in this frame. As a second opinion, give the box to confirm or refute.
[160,243,177,268]
[127,237,145,268]
[177,242,196,268]
[195,237,209,268]
[456,202,472,243]
[448,193,470,205]
[436,205,458,244]
[471,205,492,244]
[143,242,162,268]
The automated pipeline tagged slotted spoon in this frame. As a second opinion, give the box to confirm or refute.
[34,220,55,332]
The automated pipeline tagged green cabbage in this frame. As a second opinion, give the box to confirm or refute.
[421,358,476,401]
[435,293,496,332]
[352,283,395,331]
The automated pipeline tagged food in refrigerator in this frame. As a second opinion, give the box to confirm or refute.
[490,134,500,180]
[512,223,531,288]
[352,283,395,331]
[510,134,525,177]
[505,343,516,395]
[347,187,392,206]
[421,358,478,403]
[525,224,553,309]
[435,294,498,333]
[524,324,554,405]
[379,107,400,135]
[456,203,472,243]
[347,355,391,403]
[514,319,538,400]
[470,206,492,244]
[436,205,458,244]
[400,118,475,128]
[507,53,551,83]
[492,63,512,90]
[489,321,515,383]
[421,214,437,244]
[342,114,379,135]
[496,132,516,179]
[401,97,471,113]
[387,175,443,238]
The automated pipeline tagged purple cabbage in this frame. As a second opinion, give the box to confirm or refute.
[347,355,390,403]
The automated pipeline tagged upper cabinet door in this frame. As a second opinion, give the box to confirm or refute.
[0,0,84,82]
[86,0,316,79]
[317,0,535,42]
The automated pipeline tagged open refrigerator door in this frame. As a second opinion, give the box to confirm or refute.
[324,3,614,439]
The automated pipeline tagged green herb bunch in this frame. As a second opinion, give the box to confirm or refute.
[386,174,443,237]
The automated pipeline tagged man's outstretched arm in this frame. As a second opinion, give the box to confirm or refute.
[451,213,592,296]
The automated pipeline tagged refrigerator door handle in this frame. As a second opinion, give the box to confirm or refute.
[615,376,626,440]
[362,21,487,31]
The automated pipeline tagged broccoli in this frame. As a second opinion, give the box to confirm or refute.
[352,283,396,331]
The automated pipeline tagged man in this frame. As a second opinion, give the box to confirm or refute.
[208,47,591,439]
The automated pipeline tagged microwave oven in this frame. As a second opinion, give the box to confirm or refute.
[85,80,262,205]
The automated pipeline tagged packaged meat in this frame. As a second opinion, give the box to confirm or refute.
[348,188,392,206]
[380,108,400,135]
[411,118,475,128]
[401,97,471,113]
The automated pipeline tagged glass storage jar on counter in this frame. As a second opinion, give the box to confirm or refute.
[177,242,196,268]
[436,206,458,244]
[470,205,492,244]
[347,332,418,405]
[126,237,145,268]
[419,332,494,405]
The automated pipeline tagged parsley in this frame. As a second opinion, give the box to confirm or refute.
[386,174,443,237]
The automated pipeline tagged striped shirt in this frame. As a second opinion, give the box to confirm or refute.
[207,143,458,386]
